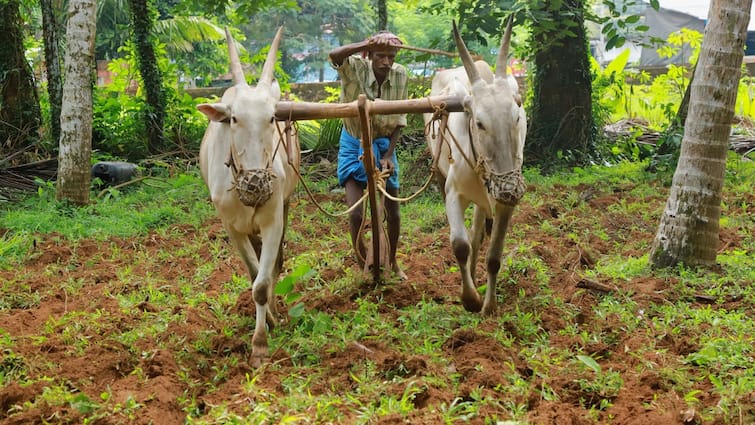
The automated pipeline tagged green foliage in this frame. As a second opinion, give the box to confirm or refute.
[274,263,315,319]
[297,118,342,152]
[0,171,213,250]
[92,39,218,159]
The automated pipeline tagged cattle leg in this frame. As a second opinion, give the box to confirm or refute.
[433,170,447,201]
[445,193,482,312]
[269,200,290,323]
[481,205,515,317]
[250,217,285,367]
[468,206,487,283]
[228,228,260,279]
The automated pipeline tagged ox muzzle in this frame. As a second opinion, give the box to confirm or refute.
[233,168,276,207]
[483,168,526,206]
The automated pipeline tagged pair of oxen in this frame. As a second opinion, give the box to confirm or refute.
[197,20,526,366]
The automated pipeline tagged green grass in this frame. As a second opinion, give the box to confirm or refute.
[0,155,753,424]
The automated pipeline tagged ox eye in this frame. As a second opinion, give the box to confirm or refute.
[269,116,275,124]
[476,121,485,131]
[230,116,237,124]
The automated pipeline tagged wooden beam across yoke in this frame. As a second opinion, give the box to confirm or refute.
[275,94,466,121]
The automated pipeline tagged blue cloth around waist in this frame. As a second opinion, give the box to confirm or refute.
[337,127,399,190]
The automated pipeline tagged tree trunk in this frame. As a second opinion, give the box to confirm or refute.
[649,0,752,268]
[377,0,387,31]
[41,0,64,146]
[56,0,97,205]
[525,0,595,169]
[0,0,41,158]
[127,0,165,154]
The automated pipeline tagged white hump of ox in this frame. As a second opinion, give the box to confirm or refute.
[197,27,299,367]
[424,16,527,316]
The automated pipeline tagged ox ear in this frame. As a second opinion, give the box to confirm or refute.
[197,103,232,123]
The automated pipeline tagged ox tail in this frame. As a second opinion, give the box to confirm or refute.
[225,27,247,86]
[452,20,481,84]
[258,26,284,88]
[495,15,514,79]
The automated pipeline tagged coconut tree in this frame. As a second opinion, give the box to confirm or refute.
[649,0,752,268]
[57,0,97,205]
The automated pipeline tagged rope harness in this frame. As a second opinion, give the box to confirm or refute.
[426,98,526,207]
[226,142,276,208]
[223,97,524,232]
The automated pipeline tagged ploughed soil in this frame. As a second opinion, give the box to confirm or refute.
[0,157,752,425]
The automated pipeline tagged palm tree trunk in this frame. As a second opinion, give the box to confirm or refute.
[649,0,752,268]
[57,0,97,205]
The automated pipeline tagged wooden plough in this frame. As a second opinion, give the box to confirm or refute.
[275,94,465,282]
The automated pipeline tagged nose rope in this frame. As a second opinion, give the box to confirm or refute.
[225,136,276,208]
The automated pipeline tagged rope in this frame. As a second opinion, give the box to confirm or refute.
[273,119,367,218]
[292,162,367,218]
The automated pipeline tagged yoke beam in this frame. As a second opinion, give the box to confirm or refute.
[275,94,466,121]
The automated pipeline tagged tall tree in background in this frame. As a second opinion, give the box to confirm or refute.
[649,0,752,268]
[438,0,595,169]
[377,0,387,31]
[525,0,595,168]
[41,0,65,146]
[127,0,166,153]
[0,0,41,157]
[57,0,97,205]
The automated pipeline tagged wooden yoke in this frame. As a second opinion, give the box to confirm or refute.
[275,94,466,121]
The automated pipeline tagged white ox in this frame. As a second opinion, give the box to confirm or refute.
[197,27,299,366]
[424,18,526,316]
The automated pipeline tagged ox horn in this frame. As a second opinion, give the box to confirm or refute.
[258,26,284,87]
[495,15,514,79]
[452,20,481,84]
[225,27,247,86]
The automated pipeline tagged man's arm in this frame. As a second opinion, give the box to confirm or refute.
[329,33,403,66]
[380,124,404,173]
[329,39,369,67]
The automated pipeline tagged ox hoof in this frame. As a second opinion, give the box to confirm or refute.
[250,348,269,368]
[461,294,483,313]
[392,264,408,281]
[481,303,497,317]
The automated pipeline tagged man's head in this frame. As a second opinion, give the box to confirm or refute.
[366,31,403,80]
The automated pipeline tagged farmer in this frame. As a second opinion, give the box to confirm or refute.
[328,30,409,280]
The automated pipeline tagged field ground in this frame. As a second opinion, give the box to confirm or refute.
[0,152,753,424]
